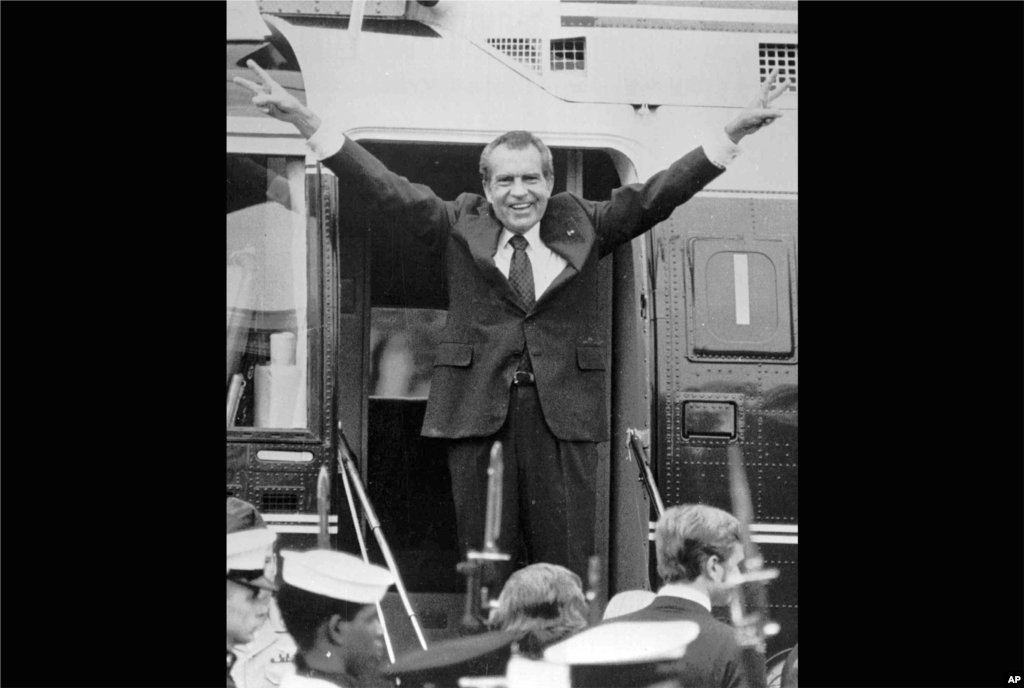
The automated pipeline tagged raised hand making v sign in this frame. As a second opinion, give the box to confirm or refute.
[725,67,789,142]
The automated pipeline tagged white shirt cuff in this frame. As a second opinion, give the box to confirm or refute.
[305,119,348,160]
[701,129,743,169]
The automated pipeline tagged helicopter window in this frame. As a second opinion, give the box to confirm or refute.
[369,307,447,401]
[226,154,314,430]
[688,237,794,358]
[550,37,586,73]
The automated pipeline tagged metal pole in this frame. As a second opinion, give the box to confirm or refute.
[338,433,429,651]
[339,458,397,664]
[628,429,665,518]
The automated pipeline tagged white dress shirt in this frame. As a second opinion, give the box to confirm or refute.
[493,224,566,301]
[656,583,713,612]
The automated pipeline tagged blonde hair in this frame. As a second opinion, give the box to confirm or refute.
[488,563,588,654]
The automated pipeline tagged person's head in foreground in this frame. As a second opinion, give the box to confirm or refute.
[488,562,589,658]
[227,497,278,649]
[655,504,744,606]
[275,549,395,687]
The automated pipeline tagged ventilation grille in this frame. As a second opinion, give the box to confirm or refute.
[260,490,301,513]
[486,38,542,74]
[550,37,586,72]
[759,43,797,92]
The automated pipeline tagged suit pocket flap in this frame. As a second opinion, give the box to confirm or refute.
[434,343,473,367]
[577,345,606,371]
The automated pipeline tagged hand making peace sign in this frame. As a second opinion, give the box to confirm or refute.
[233,59,323,138]
[724,67,789,143]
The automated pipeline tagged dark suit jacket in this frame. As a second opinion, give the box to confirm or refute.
[602,595,766,688]
[323,138,723,441]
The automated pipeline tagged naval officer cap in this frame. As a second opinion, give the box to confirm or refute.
[281,550,395,604]
[227,497,278,591]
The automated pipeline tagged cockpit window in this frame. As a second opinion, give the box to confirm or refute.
[226,154,313,430]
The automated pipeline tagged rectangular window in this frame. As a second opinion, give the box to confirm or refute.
[550,37,586,73]
[226,154,313,430]
[369,307,448,400]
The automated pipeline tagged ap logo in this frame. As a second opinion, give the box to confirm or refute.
[1009,677,1021,683]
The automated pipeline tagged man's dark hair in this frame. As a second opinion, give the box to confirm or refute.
[479,131,554,185]
[276,583,363,651]
[655,504,740,584]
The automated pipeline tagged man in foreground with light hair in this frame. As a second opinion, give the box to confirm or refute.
[597,503,764,688]
[488,562,589,658]
[275,549,395,688]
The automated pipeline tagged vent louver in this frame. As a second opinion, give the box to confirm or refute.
[760,43,797,92]
[486,37,542,74]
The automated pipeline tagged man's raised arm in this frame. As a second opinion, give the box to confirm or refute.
[233,59,324,140]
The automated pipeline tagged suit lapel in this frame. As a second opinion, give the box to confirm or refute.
[535,202,591,308]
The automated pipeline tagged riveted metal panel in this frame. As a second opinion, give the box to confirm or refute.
[651,194,797,658]
[758,541,798,657]
[562,16,798,34]
[754,413,797,521]
[258,0,407,18]
[251,473,316,513]
[249,444,324,473]
[660,444,735,512]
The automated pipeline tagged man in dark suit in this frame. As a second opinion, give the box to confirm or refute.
[596,504,765,688]
[234,61,787,587]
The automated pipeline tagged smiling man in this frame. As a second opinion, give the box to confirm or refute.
[234,62,787,589]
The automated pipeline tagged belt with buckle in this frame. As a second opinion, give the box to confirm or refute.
[512,370,536,386]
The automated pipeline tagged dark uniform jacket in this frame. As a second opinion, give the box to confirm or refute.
[603,596,767,688]
[323,139,723,441]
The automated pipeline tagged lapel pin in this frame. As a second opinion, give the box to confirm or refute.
[567,229,575,236]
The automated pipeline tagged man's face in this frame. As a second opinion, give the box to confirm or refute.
[708,543,746,607]
[227,579,272,646]
[483,144,554,234]
[340,605,386,678]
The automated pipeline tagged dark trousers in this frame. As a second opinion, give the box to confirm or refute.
[446,383,598,589]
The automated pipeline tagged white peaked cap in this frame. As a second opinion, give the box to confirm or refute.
[543,620,700,665]
[281,550,395,604]
[227,527,278,572]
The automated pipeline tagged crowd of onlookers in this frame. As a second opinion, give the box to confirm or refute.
[228,497,797,688]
